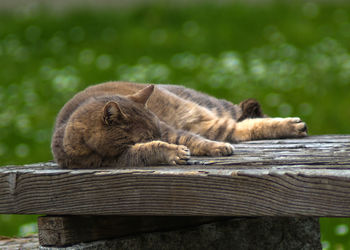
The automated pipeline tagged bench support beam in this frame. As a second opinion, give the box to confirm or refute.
[38,215,222,247]
[38,216,322,249]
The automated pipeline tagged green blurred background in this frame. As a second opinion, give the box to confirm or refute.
[0,1,349,249]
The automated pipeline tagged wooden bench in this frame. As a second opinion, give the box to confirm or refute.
[1,135,349,249]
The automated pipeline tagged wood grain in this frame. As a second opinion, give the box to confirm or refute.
[0,135,349,216]
[37,215,224,246]
[36,216,322,248]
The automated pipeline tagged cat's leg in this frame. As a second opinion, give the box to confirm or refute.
[160,122,234,156]
[233,117,307,141]
[179,115,307,143]
[149,86,307,142]
[114,140,191,167]
[59,141,190,168]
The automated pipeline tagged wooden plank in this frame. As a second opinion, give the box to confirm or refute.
[0,135,349,216]
[37,216,321,248]
[37,215,224,247]
[0,235,39,249]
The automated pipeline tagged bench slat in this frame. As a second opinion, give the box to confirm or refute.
[0,135,349,216]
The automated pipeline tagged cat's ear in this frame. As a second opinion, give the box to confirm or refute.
[128,85,154,106]
[103,101,126,125]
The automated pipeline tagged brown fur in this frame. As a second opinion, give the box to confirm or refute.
[52,81,307,169]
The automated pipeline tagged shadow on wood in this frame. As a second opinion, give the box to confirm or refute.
[38,216,321,249]
[38,215,223,246]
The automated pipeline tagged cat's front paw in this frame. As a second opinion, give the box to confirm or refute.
[167,145,191,165]
[282,117,308,138]
[202,141,234,156]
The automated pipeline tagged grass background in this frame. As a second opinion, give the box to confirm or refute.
[0,1,349,249]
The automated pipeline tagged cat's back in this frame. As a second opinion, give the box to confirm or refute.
[159,84,241,120]
[54,81,241,129]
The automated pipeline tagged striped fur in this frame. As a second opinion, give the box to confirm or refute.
[52,81,307,169]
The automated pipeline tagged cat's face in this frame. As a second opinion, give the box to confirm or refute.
[60,85,160,167]
[66,85,161,159]
[85,85,161,157]
[101,96,162,145]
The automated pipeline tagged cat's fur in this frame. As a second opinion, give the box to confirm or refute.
[51,81,307,169]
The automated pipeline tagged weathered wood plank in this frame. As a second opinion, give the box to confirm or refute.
[37,217,321,249]
[37,216,223,247]
[190,135,350,166]
[0,235,39,249]
[0,135,349,216]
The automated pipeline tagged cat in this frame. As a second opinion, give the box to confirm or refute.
[51,81,307,169]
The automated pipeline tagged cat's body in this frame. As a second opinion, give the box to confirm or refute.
[52,81,307,169]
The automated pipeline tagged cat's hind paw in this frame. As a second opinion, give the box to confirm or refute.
[284,117,308,138]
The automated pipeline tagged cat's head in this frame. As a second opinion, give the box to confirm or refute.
[66,85,162,158]
[100,85,161,145]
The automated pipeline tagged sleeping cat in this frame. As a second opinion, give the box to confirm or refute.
[51,81,307,169]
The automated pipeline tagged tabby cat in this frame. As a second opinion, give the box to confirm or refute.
[51,81,307,169]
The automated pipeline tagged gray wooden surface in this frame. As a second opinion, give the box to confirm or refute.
[0,135,349,216]
[0,235,38,250]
